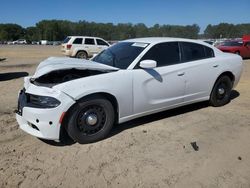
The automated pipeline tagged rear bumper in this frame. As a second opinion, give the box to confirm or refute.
[61,49,72,56]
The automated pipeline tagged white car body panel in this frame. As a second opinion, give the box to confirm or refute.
[16,37,243,140]
[54,70,134,119]
[132,66,185,114]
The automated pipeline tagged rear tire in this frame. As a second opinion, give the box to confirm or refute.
[66,97,115,144]
[76,51,87,59]
[209,76,232,107]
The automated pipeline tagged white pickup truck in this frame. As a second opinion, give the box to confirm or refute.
[61,36,110,59]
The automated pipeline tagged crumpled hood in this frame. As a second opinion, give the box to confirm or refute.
[32,57,119,78]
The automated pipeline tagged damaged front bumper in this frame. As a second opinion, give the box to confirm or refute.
[16,77,75,140]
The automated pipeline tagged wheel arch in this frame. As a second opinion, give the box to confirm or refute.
[217,71,235,83]
[78,92,119,120]
[75,50,88,57]
[209,71,235,98]
[59,92,119,141]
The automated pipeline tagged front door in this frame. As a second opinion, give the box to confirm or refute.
[132,42,186,114]
[132,66,186,114]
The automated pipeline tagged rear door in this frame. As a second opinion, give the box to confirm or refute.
[179,42,219,102]
[84,38,98,56]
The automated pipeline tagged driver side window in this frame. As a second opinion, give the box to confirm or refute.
[139,42,180,67]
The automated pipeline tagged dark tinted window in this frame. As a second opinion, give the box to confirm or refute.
[85,38,95,45]
[222,41,243,47]
[97,39,109,46]
[63,37,71,43]
[73,38,83,44]
[140,42,180,67]
[181,42,213,61]
[204,46,214,58]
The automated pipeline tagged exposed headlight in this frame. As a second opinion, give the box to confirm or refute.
[29,94,61,108]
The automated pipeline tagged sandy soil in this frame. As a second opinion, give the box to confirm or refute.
[0,45,250,188]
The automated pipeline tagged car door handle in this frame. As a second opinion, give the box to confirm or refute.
[177,72,185,76]
[213,65,219,68]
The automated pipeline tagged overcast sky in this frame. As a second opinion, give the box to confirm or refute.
[0,0,249,32]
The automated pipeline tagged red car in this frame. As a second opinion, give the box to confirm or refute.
[218,40,250,58]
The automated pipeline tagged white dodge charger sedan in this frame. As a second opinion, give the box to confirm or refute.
[16,38,243,143]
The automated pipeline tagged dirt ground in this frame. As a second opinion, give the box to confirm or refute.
[0,45,250,188]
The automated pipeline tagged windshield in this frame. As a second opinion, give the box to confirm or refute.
[63,37,71,44]
[221,41,243,47]
[92,42,148,69]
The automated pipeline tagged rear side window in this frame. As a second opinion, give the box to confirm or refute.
[97,39,109,46]
[63,37,71,44]
[85,38,95,45]
[140,42,180,67]
[181,42,214,62]
[204,46,214,58]
[72,38,83,44]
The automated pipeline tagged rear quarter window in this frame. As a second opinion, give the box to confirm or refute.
[97,39,109,46]
[63,37,71,44]
[204,46,214,58]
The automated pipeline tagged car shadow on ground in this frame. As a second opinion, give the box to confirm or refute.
[0,72,29,81]
[41,90,240,146]
[0,58,7,62]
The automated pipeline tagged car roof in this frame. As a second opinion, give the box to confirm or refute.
[124,37,210,45]
[68,36,102,39]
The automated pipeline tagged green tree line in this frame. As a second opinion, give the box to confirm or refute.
[204,23,250,39]
[0,20,199,41]
[0,20,249,42]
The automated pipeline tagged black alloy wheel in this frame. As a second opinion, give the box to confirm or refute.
[66,97,115,144]
[209,75,233,107]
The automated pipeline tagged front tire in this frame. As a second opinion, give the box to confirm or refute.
[209,76,232,107]
[66,97,115,144]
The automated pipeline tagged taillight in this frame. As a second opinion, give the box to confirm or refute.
[66,44,72,50]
